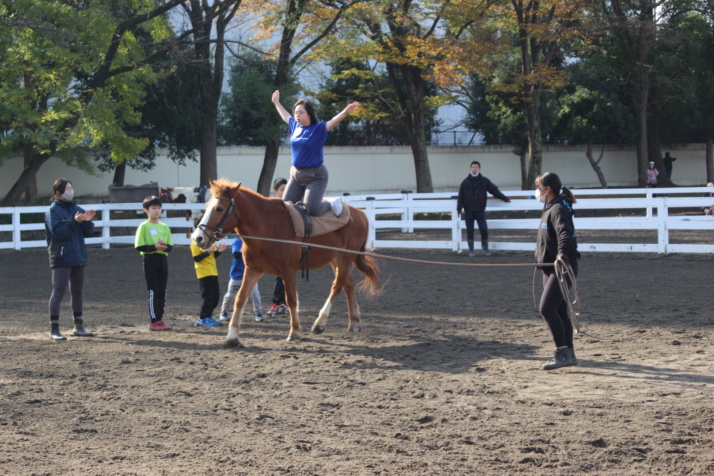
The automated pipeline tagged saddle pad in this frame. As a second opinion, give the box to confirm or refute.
[283,201,351,237]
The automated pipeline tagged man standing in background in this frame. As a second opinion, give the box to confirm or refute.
[663,152,677,179]
[456,161,510,257]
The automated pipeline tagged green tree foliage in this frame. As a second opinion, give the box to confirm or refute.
[220,53,298,146]
[313,58,441,146]
[0,0,184,205]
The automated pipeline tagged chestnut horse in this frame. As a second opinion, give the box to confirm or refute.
[191,179,380,348]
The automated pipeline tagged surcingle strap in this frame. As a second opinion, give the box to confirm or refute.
[294,202,312,280]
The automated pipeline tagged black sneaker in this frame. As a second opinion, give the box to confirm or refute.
[542,347,577,370]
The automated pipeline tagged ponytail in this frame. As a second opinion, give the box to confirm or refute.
[537,172,576,205]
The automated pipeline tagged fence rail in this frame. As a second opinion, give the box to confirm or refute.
[2,187,713,254]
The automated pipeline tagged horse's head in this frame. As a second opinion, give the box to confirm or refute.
[191,179,242,249]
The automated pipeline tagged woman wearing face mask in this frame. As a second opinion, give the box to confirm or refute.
[45,178,96,340]
[534,172,580,370]
[271,90,359,217]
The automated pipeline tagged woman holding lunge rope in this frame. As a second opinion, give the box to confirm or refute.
[534,172,580,370]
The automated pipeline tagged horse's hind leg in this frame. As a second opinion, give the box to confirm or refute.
[282,275,303,342]
[312,260,357,334]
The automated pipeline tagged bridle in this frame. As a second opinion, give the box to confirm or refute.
[197,196,235,243]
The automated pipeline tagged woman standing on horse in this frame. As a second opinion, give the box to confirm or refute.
[535,172,580,370]
[271,90,359,217]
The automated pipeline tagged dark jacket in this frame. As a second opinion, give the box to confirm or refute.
[535,198,580,269]
[456,174,509,215]
[45,199,95,268]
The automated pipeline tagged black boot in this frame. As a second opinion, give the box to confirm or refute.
[50,322,66,341]
[481,239,491,257]
[467,240,475,257]
[72,320,94,337]
[542,347,577,370]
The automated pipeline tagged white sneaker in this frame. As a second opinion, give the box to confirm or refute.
[332,198,343,217]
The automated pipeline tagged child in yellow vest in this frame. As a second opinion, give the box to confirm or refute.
[190,224,227,327]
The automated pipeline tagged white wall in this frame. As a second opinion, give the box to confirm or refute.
[1,143,708,199]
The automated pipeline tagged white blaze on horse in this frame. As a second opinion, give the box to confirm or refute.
[191,179,380,348]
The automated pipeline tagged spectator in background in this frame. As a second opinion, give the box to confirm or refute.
[268,177,288,316]
[703,182,714,216]
[456,161,511,257]
[646,161,659,187]
[663,152,677,179]
[45,178,96,340]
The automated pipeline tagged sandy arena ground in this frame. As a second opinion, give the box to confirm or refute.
[0,242,712,475]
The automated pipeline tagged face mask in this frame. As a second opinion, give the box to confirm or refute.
[61,190,74,201]
[535,188,546,203]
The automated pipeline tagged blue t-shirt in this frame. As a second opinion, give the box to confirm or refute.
[288,117,329,168]
[229,238,246,280]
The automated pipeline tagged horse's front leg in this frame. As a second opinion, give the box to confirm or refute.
[225,269,262,348]
[282,275,302,341]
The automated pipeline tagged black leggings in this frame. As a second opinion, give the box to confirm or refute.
[49,266,85,322]
[539,262,578,348]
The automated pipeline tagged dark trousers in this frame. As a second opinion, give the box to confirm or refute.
[199,275,220,318]
[464,211,488,242]
[143,253,168,322]
[272,276,285,305]
[539,261,578,348]
[49,266,85,322]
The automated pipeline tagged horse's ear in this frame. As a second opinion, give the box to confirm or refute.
[236,181,242,190]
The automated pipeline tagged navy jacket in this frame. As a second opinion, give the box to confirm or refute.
[535,198,580,269]
[45,199,95,268]
[456,174,509,215]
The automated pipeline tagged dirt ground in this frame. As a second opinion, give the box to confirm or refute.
[0,241,712,475]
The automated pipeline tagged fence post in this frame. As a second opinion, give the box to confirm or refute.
[451,195,460,252]
[646,188,654,218]
[101,205,111,249]
[401,191,412,233]
[13,208,22,250]
[657,198,668,254]
[365,197,376,249]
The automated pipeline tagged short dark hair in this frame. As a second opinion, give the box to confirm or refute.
[273,177,287,190]
[471,161,480,167]
[293,99,318,125]
[142,196,162,210]
[52,178,72,197]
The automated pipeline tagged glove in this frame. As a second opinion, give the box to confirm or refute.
[556,253,569,265]
[504,198,511,203]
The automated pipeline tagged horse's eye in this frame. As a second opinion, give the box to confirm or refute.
[216,207,224,212]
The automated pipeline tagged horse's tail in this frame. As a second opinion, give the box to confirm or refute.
[354,250,381,296]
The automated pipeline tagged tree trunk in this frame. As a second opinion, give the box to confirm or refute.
[112,161,127,186]
[257,138,281,196]
[520,152,527,187]
[1,152,52,206]
[524,91,543,190]
[647,114,671,186]
[386,63,433,193]
[633,84,649,187]
[706,134,714,183]
[22,142,39,203]
[199,115,218,186]
[585,143,608,188]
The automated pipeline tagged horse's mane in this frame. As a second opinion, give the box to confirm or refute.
[211,178,264,199]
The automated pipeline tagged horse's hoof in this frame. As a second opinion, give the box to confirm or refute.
[225,338,244,348]
[286,334,302,342]
[348,326,361,333]
[311,324,325,335]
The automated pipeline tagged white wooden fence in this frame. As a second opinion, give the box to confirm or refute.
[2,187,713,254]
